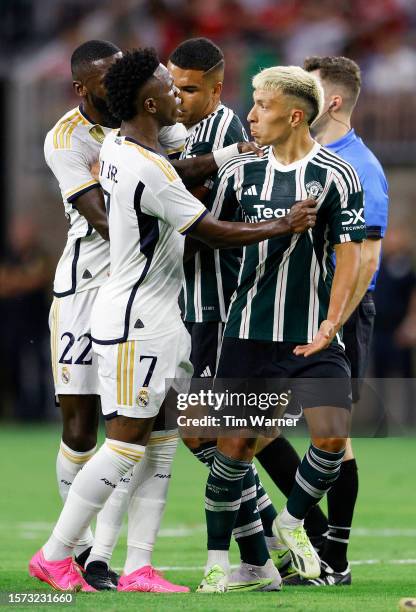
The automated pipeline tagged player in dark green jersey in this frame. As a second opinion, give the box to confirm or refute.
[197,65,365,592]
[168,38,247,373]
[168,37,284,591]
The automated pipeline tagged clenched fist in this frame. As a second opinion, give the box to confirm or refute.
[285,198,317,234]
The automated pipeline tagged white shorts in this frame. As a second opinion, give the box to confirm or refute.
[49,291,99,395]
[93,326,193,419]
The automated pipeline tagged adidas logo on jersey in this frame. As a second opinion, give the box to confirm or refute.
[200,366,212,377]
[243,185,258,196]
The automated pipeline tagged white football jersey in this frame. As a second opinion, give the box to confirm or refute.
[44,106,187,297]
[91,131,208,344]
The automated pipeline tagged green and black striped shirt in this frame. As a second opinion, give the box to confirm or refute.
[181,104,247,322]
[208,142,366,344]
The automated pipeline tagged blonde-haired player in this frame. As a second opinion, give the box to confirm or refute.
[196,64,366,592]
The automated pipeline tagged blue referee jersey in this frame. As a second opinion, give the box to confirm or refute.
[325,129,389,291]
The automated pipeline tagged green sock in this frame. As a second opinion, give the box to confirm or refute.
[233,465,270,566]
[205,450,251,551]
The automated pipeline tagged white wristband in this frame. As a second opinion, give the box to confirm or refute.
[212,143,240,168]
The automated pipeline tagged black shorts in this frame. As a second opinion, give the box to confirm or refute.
[185,321,224,378]
[216,336,352,410]
[343,291,376,402]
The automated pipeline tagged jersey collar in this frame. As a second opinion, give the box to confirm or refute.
[123,135,159,154]
[78,105,96,125]
[325,128,357,153]
[268,141,321,172]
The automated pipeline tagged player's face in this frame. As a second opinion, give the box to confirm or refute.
[247,90,294,146]
[81,53,122,128]
[167,62,220,128]
[153,65,181,126]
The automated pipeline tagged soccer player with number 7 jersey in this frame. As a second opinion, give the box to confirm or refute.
[41,39,272,592]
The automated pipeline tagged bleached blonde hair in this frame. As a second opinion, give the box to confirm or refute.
[252,66,324,125]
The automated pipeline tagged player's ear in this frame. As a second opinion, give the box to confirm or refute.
[213,81,223,97]
[329,95,342,112]
[290,108,304,128]
[73,81,86,98]
[144,97,157,114]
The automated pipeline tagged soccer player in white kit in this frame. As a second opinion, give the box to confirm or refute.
[44,39,259,592]
[30,47,317,593]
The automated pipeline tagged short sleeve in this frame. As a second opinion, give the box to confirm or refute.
[326,170,366,245]
[207,165,240,220]
[45,142,99,204]
[223,116,248,146]
[358,161,389,239]
[136,154,208,235]
[155,180,209,234]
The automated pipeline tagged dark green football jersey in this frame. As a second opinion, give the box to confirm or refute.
[208,142,366,344]
[181,104,248,322]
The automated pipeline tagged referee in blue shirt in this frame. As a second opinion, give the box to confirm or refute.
[256,56,389,586]
[303,56,389,584]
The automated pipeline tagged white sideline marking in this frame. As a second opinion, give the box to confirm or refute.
[9,523,204,540]
[10,523,416,540]
[353,528,416,537]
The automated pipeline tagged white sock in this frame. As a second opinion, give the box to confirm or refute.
[43,439,145,561]
[206,550,230,574]
[242,558,279,573]
[124,431,178,575]
[265,535,285,550]
[56,440,96,556]
[278,506,303,530]
[86,469,133,567]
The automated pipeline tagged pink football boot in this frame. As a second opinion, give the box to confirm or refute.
[117,565,190,593]
[29,549,96,592]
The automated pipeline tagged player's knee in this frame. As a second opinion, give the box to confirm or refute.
[62,427,97,453]
[181,436,204,450]
[60,397,98,451]
[218,437,256,461]
[312,436,347,454]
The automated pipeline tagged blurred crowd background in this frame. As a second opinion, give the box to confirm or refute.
[0,0,416,423]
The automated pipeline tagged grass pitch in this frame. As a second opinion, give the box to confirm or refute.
[0,425,415,611]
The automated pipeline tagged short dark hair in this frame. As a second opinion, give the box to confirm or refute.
[71,40,121,78]
[169,37,224,73]
[304,56,361,109]
[104,48,160,122]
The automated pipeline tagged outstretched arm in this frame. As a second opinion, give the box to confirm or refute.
[190,199,317,249]
[172,142,262,188]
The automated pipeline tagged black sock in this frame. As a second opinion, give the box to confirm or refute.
[322,459,358,572]
[287,445,344,519]
[206,451,251,551]
[252,464,277,537]
[233,466,270,566]
[256,437,328,537]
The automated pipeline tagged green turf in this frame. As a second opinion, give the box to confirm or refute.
[0,425,415,611]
